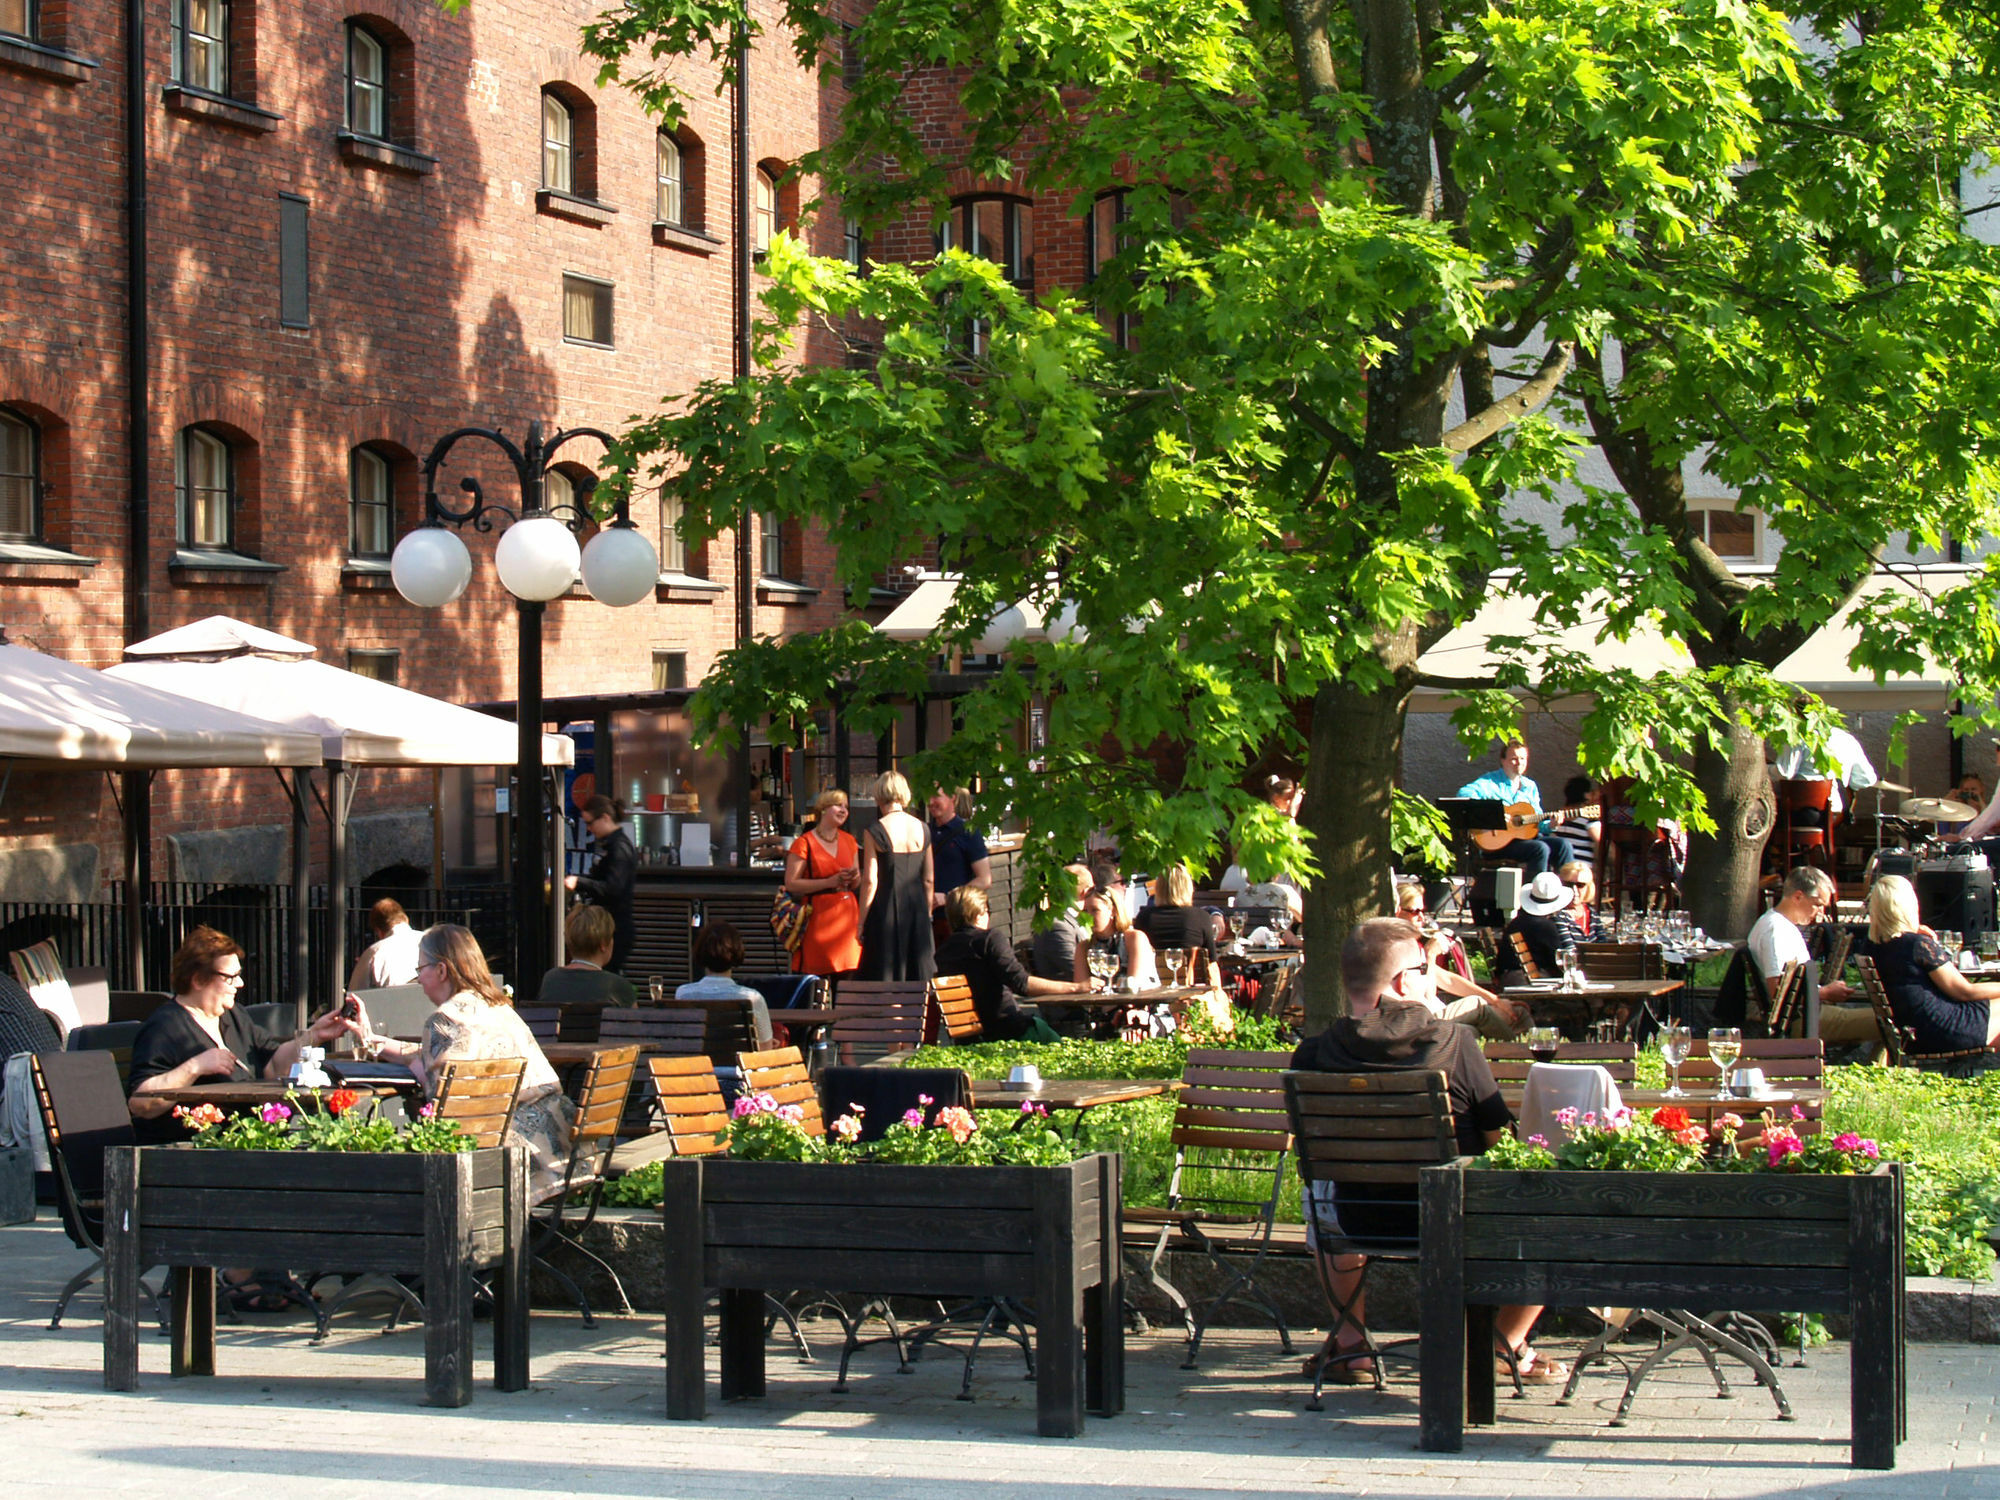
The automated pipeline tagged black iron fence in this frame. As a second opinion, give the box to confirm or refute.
[0,882,514,1008]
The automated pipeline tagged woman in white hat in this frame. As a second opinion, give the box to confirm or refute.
[1503,870,1572,979]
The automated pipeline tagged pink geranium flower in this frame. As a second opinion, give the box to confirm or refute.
[258,1102,292,1125]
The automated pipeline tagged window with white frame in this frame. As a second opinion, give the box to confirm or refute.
[349,445,392,558]
[656,131,683,224]
[345,22,387,139]
[542,91,573,193]
[176,426,234,549]
[172,0,231,95]
[0,408,40,542]
[659,491,687,574]
[1688,502,1758,562]
[753,168,776,254]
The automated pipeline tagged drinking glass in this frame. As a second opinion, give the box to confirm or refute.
[1660,1023,1691,1097]
[1709,1027,1743,1100]
[1556,946,1581,992]
[1527,1026,1560,1065]
[1160,948,1187,987]
[1979,931,1999,966]
[648,975,666,1005]
[1228,910,1248,949]
[1274,910,1294,943]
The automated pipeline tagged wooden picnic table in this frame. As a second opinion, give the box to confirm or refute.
[968,1078,1182,1112]
[146,1079,411,1107]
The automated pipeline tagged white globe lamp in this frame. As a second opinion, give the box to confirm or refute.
[494,514,581,602]
[389,526,474,608]
[580,524,661,608]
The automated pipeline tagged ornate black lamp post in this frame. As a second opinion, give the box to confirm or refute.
[391,420,657,995]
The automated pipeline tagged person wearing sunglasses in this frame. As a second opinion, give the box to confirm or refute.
[126,924,357,1144]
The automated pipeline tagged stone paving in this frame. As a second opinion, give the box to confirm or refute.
[1,1218,1993,1500]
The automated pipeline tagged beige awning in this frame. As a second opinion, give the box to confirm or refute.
[0,643,322,769]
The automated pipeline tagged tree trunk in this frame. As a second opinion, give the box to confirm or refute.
[1298,674,1413,1030]
[1683,710,1773,940]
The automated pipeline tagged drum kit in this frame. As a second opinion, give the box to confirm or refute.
[1863,784,1988,886]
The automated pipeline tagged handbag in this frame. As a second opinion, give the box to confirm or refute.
[771,888,810,954]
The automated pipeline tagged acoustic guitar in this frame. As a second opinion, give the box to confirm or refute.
[1469,803,1601,853]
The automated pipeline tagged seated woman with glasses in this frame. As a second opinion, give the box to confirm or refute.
[127,924,355,1145]
[1865,874,2000,1064]
[355,924,575,1201]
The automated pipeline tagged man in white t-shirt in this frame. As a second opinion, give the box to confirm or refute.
[1747,867,1878,1044]
[348,898,422,991]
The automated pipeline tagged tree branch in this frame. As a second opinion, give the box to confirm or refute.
[1440,340,1572,453]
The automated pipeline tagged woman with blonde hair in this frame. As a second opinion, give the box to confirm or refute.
[1557,861,1596,944]
[1866,875,2000,1059]
[355,924,575,1201]
[856,769,935,981]
[785,788,862,977]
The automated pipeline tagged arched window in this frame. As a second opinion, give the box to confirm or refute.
[171,0,230,95]
[541,91,573,193]
[349,445,392,558]
[657,131,683,225]
[175,426,234,549]
[939,196,1033,287]
[753,167,776,254]
[0,408,39,542]
[345,22,387,139]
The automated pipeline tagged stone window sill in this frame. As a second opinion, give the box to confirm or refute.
[170,548,286,584]
[656,571,724,603]
[653,221,724,255]
[161,85,281,133]
[342,557,395,589]
[536,189,617,227]
[0,542,97,582]
[336,131,437,176]
[0,33,96,83]
[756,576,819,607]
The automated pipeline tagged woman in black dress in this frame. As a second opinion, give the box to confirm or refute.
[1130,864,1220,981]
[855,770,935,981]
[1866,875,2000,1062]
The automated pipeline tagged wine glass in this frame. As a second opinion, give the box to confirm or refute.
[1709,1027,1743,1100]
[1527,1026,1560,1065]
[1228,910,1248,950]
[1660,1023,1691,1098]
[1274,909,1294,944]
[1160,947,1187,987]
[648,975,666,1005]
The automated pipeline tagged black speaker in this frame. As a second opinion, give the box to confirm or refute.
[1915,866,1996,942]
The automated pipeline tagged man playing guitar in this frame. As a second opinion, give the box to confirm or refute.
[1457,741,1574,878]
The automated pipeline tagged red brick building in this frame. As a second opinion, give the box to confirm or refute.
[0,0,858,897]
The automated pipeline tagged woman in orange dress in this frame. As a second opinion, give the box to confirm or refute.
[785,789,862,977]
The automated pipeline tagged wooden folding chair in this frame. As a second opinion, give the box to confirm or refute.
[648,1055,730,1156]
[1678,1038,1824,1133]
[1481,1040,1637,1089]
[829,980,928,1064]
[1508,932,1543,980]
[533,1045,642,1326]
[736,1045,825,1137]
[930,974,984,1044]
[599,1006,708,1054]
[1123,1048,1296,1368]
[430,1057,526,1149]
[1282,1068,1459,1405]
[1855,955,1999,1073]
[1765,960,1812,1040]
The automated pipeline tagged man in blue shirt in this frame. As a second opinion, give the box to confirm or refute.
[928,787,992,939]
[1457,742,1572,879]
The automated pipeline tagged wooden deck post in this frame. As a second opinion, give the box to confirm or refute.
[1418,1161,1465,1453]
[494,1145,530,1392]
[1032,1161,1084,1438]
[102,1146,138,1392]
[662,1158,706,1419]
[423,1151,476,1408]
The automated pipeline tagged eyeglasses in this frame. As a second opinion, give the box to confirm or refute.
[1400,959,1431,978]
[208,967,244,982]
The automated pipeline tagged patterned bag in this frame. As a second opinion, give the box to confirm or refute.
[771,888,810,954]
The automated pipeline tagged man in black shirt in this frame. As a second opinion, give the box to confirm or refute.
[934,886,1092,1042]
[566,795,638,974]
[1291,917,1564,1384]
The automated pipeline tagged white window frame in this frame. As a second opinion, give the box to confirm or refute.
[1688,501,1760,564]
[346,23,387,140]
[542,92,573,193]
[659,491,687,574]
[753,168,776,254]
[656,131,683,225]
[176,427,233,550]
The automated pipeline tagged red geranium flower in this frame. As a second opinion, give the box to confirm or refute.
[1651,1106,1692,1132]
[325,1088,360,1117]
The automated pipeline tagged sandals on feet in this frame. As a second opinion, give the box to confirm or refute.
[1496,1346,1569,1385]
[1304,1346,1378,1384]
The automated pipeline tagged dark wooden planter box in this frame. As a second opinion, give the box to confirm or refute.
[662,1153,1123,1437]
[1419,1160,1905,1468]
[102,1145,529,1407]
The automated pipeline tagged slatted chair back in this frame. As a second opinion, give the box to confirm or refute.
[30,1050,132,1247]
[63,1021,143,1091]
[1164,1047,1293,1203]
[1765,959,1811,1040]
[557,1045,642,1187]
[516,1005,561,1044]
[1508,931,1543,980]
[698,999,764,1064]
[1482,1040,1637,1087]
[598,1006,709,1055]
[698,893,791,974]
[430,1056,526,1150]
[1681,1037,1826,1135]
[1249,957,1303,1023]
[735,1045,824,1137]
[1821,926,1853,984]
[1855,956,1910,1067]
[1282,1069,1458,1229]
[648,1055,730,1156]
[829,980,930,1064]
[930,973,983,1044]
[1577,943,1664,980]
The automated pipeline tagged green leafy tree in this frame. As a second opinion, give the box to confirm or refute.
[583,0,1989,1020]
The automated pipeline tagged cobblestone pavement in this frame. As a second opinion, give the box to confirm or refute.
[1,1219,1991,1499]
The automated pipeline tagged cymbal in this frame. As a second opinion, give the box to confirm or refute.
[1874,781,1913,795]
[1899,796,1977,822]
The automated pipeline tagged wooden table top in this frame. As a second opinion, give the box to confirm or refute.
[1042,985,1218,1009]
[1219,948,1303,967]
[967,1078,1182,1111]
[147,1079,408,1106]
[1500,978,1685,1002]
